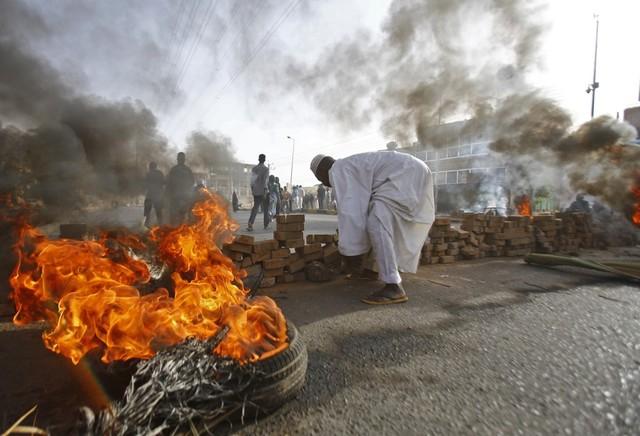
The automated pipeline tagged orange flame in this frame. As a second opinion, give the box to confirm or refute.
[9,189,287,364]
[515,195,532,217]
[632,185,640,227]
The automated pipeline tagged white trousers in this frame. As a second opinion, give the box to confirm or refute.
[367,205,402,284]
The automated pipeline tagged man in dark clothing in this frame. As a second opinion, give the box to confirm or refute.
[143,161,165,227]
[247,154,269,231]
[166,152,195,225]
[232,191,239,212]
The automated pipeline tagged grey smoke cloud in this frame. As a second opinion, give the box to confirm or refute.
[186,130,237,171]
[271,0,639,223]
[0,1,173,211]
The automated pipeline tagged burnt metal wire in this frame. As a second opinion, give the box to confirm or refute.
[79,330,265,435]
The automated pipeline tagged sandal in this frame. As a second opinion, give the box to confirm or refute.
[361,285,408,305]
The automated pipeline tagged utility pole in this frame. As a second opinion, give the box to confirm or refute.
[586,15,600,118]
[286,136,295,189]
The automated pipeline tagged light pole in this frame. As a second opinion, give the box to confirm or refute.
[586,14,600,118]
[286,135,295,189]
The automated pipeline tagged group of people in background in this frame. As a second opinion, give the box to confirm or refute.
[245,154,336,232]
[143,152,195,228]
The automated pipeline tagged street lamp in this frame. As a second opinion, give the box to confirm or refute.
[586,14,600,119]
[286,135,295,189]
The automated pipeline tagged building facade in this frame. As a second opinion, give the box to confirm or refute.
[398,121,510,214]
[196,162,254,207]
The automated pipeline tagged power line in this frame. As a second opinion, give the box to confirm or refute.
[171,0,219,98]
[167,0,302,140]
[199,0,302,118]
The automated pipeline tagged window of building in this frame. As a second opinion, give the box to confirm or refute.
[447,147,459,158]
[426,151,437,161]
[437,150,448,160]
[435,171,446,185]
[459,144,471,156]
[471,142,489,155]
[458,170,468,184]
[446,171,458,184]
[494,167,506,181]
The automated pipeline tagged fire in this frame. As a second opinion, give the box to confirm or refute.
[515,195,532,217]
[632,185,640,227]
[9,189,288,364]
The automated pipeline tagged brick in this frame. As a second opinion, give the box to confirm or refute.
[271,248,291,258]
[439,255,456,264]
[277,274,296,284]
[228,243,253,254]
[241,256,253,268]
[234,235,255,245]
[276,222,305,232]
[274,230,304,241]
[259,277,276,288]
[287,258,306,273]
[283,239,305,249]
[297,243,322,255]
[225,251,243,261]
[434,218,450,226]
[275,214,305,224]
[322,244,338,257]
[264,267,284,278]
[253,239,279,254]
[306,234,337,244]
[304,251,323,262]
[263,258,287,269]
[251,251,271,263]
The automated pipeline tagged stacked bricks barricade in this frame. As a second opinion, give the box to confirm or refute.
[225,212,596,286]
[421,212,594,265]
[223,214,340,288]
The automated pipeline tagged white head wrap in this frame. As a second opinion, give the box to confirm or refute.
[310,154,326,177]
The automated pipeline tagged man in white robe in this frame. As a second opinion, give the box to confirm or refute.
[310,151,435,304]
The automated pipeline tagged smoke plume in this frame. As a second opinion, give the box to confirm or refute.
[0,1,182,213]
[274,0,639,224]
[186,130,237,171]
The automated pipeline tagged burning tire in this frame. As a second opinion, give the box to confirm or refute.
[248,321,308,412]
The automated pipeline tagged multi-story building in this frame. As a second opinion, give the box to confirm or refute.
[397,120,509,214]
[195,162,254,207]
[623,106,640,139]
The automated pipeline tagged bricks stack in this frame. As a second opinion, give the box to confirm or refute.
[421,218,479,264]
[306,234,341,267]
[532,215,561,253]
[223,214,341,288]
[556,212,593,251]
[496,216,534,257]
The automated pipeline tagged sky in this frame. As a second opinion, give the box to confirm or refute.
[5,0,640,186]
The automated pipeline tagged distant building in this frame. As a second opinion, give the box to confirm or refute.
[623,106,640,139]
[396,120,509,214]
[194,162,254,208]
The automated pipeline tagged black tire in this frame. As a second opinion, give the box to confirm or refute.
[248,321,308,412]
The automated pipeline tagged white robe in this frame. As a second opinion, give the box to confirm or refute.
[329,151,435,279]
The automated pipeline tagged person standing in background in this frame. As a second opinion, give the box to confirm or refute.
[247,154,269,231]
[166,152,194,225]
[143,161,164,227]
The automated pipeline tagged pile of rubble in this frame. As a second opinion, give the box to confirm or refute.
[223,214,340,288]
[421,212,594,265]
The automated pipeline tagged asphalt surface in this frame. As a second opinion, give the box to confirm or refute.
[238,255,640,436]
[65,205,339,241]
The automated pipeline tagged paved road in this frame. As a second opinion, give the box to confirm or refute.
[3,211,640,435]
[72,206,338,241]
[238,256,640,435]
